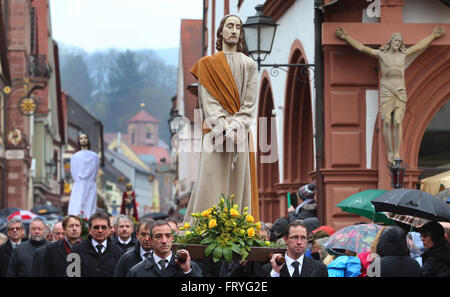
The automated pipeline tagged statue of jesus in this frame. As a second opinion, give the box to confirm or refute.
[336,25,445,165]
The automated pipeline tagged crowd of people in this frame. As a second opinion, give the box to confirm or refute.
[0,184,449,277]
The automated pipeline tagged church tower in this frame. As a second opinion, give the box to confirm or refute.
[126,109,159,146]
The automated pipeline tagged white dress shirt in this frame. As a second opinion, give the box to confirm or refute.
[91,239,107,254]
[140,247,152,261]
[152,252,191,274]
[270,253,304,277]
[118,237,132,245]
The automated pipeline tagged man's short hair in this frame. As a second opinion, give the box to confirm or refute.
[285,220,309,238]
[88,211,110,227]
[7,218,23,230]
[62,215,81,230]
[149,220,171,238]
[136,218,156,234]
[30,217,45,226]
[114,214,134,228]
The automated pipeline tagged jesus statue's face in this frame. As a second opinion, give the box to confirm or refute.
[79,133,89,148]
[222,16,241,47]
[390,34,403,51]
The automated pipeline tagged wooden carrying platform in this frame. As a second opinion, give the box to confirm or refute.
[172,244,286,262]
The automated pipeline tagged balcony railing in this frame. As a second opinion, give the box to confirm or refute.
[28,54,52,79]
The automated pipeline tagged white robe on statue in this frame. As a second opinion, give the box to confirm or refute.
[68,150,100,219]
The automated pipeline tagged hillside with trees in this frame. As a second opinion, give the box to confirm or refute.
[59,45,178,145]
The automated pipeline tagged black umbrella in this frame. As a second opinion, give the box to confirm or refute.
[31,204,61,215]
[371,189,450,222]
[0,207,21,218]
[140,211,168,221]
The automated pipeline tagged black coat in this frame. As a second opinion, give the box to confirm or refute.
[113,236,137,255]
[6,239,47,277]
[0,240,14,277]
[71,236,123,277]
[127,253,202,277]
[376,227,422,277]
[421,240,450,277]
[287,200,317,223]
[262,256,328,277]
[32,239,79,277]
[220,259,267,277]
[114,243,146,277]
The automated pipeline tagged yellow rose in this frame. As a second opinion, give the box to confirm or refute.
[230,194,235,200]
[233,204,238,209]
[255,222,261,230]
[180,222,190,230]
[185,231,192,236]
[240,229,246,235]
[230,208,239,218]
[247,227,255,237]
[208,219,217,228]
[265,241,271,246]
[3,86,11,94]
[246,215,254,223]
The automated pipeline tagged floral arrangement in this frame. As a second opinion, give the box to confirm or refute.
[78,211,90,240]
[175,194,271,263]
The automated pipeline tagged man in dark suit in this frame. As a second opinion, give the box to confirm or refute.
[7,217,48,277]
[113,214,137,254]
[71,211,123,277]
[127,220,202,277]
[0,219,24,277]
[113,218,155,277]
[32,215,82,277]
[263,220,328,277]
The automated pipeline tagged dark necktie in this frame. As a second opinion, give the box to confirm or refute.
[143,252,150,259]
[159,259,168,271]
[292,261,300,277]
[96,244,103,254]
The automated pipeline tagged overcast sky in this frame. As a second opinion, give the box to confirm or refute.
[49,0,203,52]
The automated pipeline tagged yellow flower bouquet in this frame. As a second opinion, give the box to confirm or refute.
[175,194,269,263]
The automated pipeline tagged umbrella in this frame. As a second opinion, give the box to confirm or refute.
[325,223,382,255]
[7,210,38,221]
[337,190,393,225]
[140,211,168,221]
[370,189,450,222]
[31,204,61,215]
[0,207,21,218]
[384,212,430,228]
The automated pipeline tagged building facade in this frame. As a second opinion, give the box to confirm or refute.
[188,0,449,228]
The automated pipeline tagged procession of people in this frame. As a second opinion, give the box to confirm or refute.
[1,13,449,280]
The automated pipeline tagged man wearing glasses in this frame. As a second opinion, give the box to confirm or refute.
[71,211,123,277]
[0,218,24,277]
[263,221,328,277]
[127,220,202,277]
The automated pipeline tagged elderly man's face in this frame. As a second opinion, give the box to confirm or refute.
[7,222,24,242]
[222,16,241,47]
[117,219,133,240]
[52,222,65,241]
[30,220,46,242]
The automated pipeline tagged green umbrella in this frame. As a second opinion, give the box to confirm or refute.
[337,189,393,225]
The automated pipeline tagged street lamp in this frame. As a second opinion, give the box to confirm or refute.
[168,111,185,136]
[389,159,406,189]
[243,5,315,72]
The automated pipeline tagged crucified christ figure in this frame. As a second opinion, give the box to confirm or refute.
[336,25,445,165]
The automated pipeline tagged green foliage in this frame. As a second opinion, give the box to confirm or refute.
[59,45,177,145]
[174,194,272,263]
